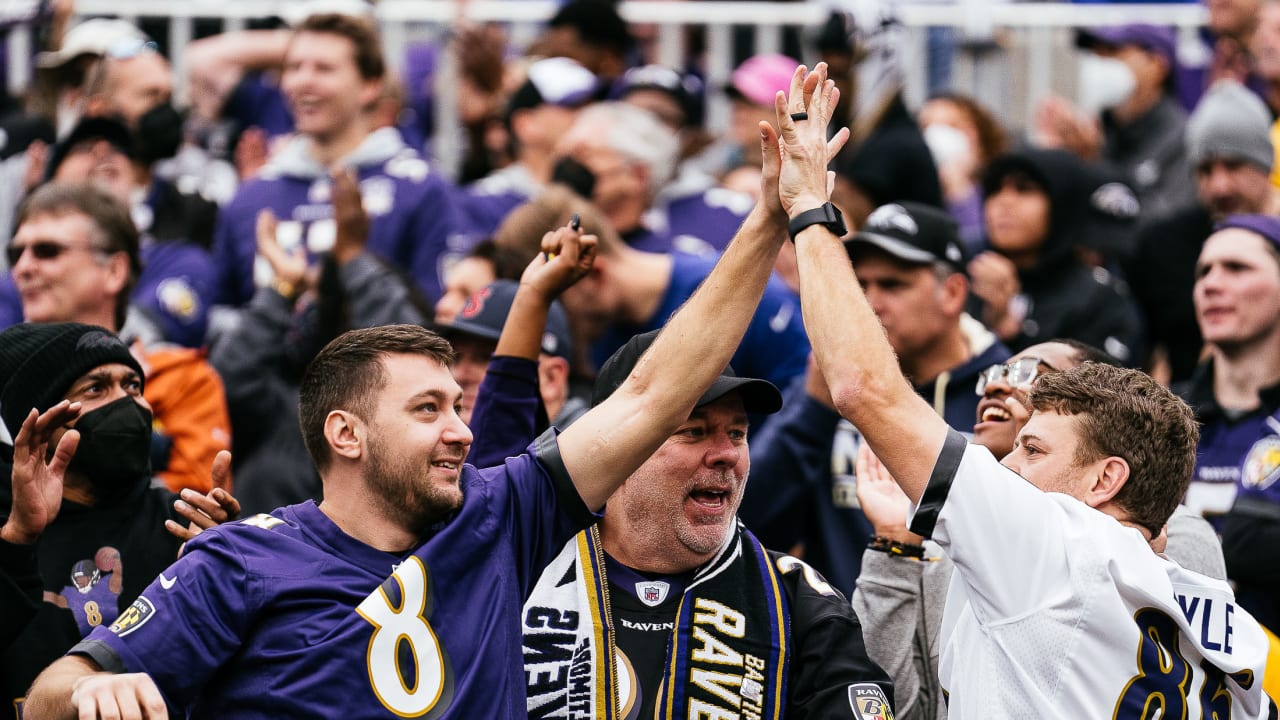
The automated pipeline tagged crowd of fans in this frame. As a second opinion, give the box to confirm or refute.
[3,0,1280,715]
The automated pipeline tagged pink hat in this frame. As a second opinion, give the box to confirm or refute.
[729,53,800,107]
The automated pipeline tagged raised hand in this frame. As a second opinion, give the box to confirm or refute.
[166,451,240,546]
[519,219,599,302]
[854,442,923,545]
[331,167,370,267]
[255,208,307,296]
[1,401,82,545]
[968,251,1023,340]
[771,62,851,216]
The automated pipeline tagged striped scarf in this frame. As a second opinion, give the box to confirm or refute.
[524,522,791,719]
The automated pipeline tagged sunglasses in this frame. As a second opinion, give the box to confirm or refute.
[6,241,110,267]
[975,357,1060,395]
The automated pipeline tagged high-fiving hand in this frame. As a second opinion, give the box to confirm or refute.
[770,63,851,218]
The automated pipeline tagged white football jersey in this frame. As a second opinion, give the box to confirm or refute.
[910,433,1276,719]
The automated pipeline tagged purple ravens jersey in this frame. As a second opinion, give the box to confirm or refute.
[212,132,462,307]
[72,432,596,718]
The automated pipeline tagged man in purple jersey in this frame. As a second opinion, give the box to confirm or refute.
[210,13,460,307]
[25,63,845,720]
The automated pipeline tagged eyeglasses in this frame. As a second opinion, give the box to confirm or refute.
[105,38,158,60]
[6,241,110,267]
[975,357,1059,395]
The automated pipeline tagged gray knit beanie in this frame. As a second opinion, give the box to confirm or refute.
[1185,80,1274,173]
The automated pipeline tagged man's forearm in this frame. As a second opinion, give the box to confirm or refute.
[792,224,947,502]
[558,204,786,510]
[628,206,784,414]
[495,287,552,362]
[25,655,105,720]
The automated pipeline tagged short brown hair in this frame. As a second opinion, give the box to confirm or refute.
[293,13,385,81]
[493,184,622,265]
[1030,363,1199,535]
[299,324,455,472]
[17,182,141,330]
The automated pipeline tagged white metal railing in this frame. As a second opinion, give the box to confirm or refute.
[6,2,1209,176]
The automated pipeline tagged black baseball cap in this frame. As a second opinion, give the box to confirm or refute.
[435,280,572,359]
[591,330,783,414]
[614,65,705,128]
[845,202,967,274]
[44,116,133,180]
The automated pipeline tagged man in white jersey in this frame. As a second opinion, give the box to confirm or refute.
[777,60,1278,718]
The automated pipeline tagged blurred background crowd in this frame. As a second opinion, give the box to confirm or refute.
[3,0,1280,706]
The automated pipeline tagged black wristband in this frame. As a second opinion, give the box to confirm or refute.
[787,202,848,242]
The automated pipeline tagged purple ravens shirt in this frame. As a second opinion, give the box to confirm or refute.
[72,431,596,719]
[212,146,462,307]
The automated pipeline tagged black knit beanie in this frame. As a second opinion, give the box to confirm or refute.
[0,323,145,437]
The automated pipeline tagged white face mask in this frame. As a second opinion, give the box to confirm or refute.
[1077,55,1137,114]
[923,123,973,169]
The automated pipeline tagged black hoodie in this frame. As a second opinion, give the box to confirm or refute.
[1,473,182,709]
[980,148,1146,364]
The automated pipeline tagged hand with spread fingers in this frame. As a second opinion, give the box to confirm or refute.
[1,401,82,545]
[255,208,308,300]
[772,62,851,217]
[165,450,240,547]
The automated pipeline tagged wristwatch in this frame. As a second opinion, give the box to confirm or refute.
[787,202,847,242]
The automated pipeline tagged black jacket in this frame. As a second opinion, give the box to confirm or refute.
[1,476,182,708]
[981,148,1146,364]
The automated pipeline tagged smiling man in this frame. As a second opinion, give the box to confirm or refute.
[210,13,459,307]
[788,69,1276,713]
[524,331,893,719]
[26,57,822,717]
[1178,215,1280,524]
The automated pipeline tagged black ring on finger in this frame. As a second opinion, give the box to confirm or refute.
[790,111,809,121]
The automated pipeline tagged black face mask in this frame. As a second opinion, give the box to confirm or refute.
[551,156,597,199]
[131,103,184,163]
[67,396,154,493]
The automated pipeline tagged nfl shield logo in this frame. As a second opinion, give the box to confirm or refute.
[636,581,670,607]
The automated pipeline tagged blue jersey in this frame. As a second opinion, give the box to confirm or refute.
[631,187,753,257]
[593,254,809,392]
[212,129,462,306]
[71,433,596,719]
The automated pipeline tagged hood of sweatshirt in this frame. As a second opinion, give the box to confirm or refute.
[260,127,409,180]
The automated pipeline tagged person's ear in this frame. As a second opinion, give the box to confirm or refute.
[103,252,130,296]
[1084,455,1129,509]
[940,272,969,315]
[324,410,365,461]
[538,355,569,392]
[359,78,383,113]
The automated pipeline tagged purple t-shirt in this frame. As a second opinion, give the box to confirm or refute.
[72,432,596,719]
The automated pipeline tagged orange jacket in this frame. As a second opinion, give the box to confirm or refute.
[140,345,232,494]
